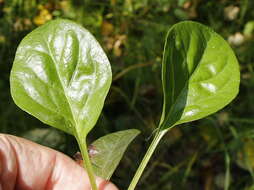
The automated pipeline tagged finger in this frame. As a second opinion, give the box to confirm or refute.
[0,134,118,190]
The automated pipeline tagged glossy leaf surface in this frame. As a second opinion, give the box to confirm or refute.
[90,129,140,179]
[160,21,240,129]
[10,19,112,135]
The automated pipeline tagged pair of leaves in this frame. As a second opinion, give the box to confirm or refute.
[10,19,240,180]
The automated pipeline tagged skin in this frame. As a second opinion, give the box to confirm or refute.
[0,134,118,190]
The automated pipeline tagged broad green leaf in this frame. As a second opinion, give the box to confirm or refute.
[10,19,112,136]
[160,21,240,129]
[90,129,140,179]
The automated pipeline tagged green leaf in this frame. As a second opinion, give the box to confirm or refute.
[90,129,140,180]
[22,128,65,149]
[160,21,240,129]
[10,19,112,136]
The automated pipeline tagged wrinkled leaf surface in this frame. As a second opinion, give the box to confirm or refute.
[10,19,112,135]
[160,21,240,129]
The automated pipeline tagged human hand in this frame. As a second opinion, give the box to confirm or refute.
[0,134,118,190]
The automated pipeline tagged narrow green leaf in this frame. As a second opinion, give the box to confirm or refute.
[160,21,240,129]
[10,19,112,136]
[90,129,140,180]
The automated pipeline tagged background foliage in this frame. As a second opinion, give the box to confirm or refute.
[0,0,254,189]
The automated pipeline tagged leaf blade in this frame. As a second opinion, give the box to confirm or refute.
[10,19,112,136]
[161,21,240,129]
[90,129,140,180]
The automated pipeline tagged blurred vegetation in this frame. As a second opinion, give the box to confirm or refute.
[0,0,254,189]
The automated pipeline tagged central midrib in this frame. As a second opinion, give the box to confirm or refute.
[43,35,77,132]
[161,31,212,129]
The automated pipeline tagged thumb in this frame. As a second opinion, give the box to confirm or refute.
[0,134,118,190]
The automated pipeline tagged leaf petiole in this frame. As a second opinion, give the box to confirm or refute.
[76,135,98,190]
[127,128,169,190]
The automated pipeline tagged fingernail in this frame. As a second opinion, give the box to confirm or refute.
[103,183,117,190]
[95,177,118,190]
[98,180,110,190]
